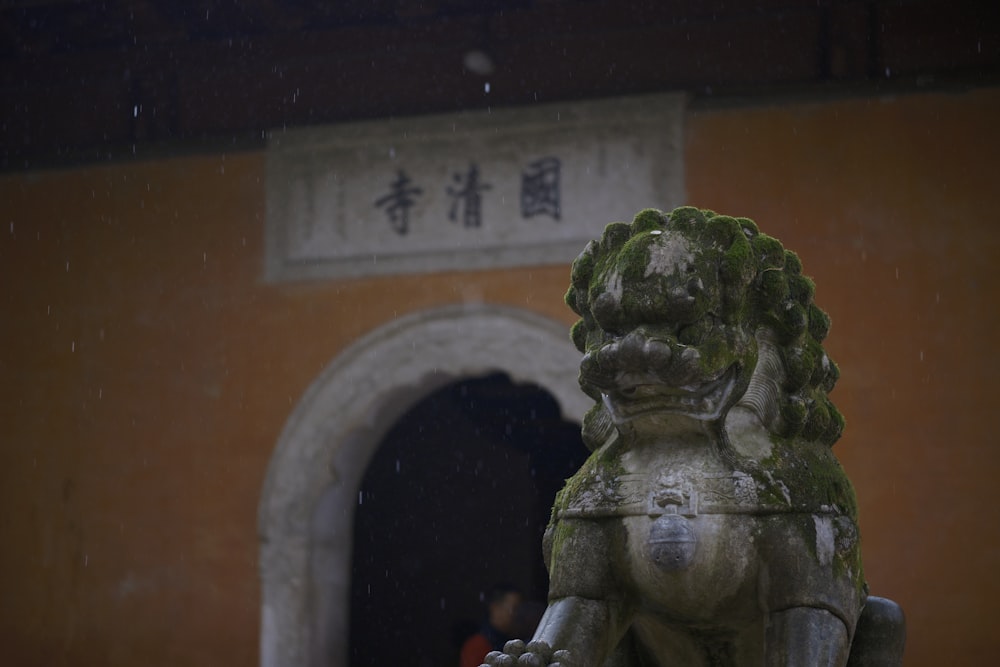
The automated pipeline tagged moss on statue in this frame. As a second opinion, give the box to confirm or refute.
[568,206,846,446]
[563,204,860,562]
[494,205,907,667]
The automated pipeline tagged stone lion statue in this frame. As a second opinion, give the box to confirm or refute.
[483,208,905,666]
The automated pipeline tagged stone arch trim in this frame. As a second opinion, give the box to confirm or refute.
[257,304,588,667]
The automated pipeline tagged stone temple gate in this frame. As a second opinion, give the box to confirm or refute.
[257,304,589,667]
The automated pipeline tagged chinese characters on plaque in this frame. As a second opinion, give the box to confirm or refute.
[265,93,684,281]
[374,169,424,235]
[376,158,560,235]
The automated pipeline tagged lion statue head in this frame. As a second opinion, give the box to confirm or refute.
[565,207,844,452]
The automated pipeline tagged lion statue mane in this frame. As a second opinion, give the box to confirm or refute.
[567,206,843,453]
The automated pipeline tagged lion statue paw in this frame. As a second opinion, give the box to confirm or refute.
[481,640,575,667]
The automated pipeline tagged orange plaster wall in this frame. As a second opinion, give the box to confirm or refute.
[0,154,574,666]
[1,86,997,666]
[685,86,1000,665]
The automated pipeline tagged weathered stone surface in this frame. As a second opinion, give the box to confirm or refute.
[487,208,905,667]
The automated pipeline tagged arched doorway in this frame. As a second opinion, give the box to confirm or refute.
[258,305,591,667]
[349,373,587,667]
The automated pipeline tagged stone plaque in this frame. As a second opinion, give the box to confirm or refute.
[264,93,685,281]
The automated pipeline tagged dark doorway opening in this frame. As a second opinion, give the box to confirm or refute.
[348,372,589,667]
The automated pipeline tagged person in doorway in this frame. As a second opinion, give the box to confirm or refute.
[459,584,523,667]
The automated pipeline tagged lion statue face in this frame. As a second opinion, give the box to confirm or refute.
[576,224,755,425]
[566,207,844,449]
